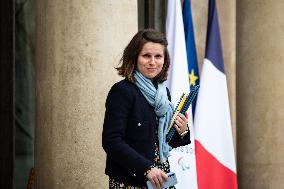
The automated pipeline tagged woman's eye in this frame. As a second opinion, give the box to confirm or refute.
[142,54,151,58]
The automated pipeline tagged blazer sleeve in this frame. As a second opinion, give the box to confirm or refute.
[102,82,152,178]
[169,130,191,148]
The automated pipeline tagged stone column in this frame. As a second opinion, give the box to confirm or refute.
[237,0,284,188]
[35,1,137,188]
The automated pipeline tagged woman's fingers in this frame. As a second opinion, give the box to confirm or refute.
[161,171,168,182]
[184,111,189,119]
[174,113,189,134]
[173,124,181,133]
[177,113,188,122]
[146,168,168,189]
[156,172,168,188]
[153,177,161,188]
[175,114,186,126]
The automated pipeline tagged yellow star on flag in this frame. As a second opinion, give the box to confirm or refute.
[189,69,198,87]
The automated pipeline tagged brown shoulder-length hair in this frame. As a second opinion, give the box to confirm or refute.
[116,29,170,83]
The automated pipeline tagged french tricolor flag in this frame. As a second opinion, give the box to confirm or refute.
[194,0,238,188]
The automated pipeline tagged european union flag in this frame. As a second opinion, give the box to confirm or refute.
[183,0,199,117]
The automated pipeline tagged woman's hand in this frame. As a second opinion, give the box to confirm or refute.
[174,112,189,135]
[146,167,168,189]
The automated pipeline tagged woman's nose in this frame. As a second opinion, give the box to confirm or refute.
[149,56,155,63]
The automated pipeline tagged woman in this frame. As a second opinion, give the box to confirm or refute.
[102,29,191,189]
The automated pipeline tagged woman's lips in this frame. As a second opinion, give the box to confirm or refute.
[147,68,157,71]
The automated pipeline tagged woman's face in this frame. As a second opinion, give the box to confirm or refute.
[137,42,165,80]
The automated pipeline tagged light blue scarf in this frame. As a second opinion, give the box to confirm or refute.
[134,71,174,163]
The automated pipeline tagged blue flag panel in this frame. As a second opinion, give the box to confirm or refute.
[205,0,225,73]
[182,0,199,117]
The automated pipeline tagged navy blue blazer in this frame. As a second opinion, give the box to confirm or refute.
[102,79,190,186]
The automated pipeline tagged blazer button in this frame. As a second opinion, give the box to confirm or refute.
[137,122,141,126]
[132,173,136,177]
